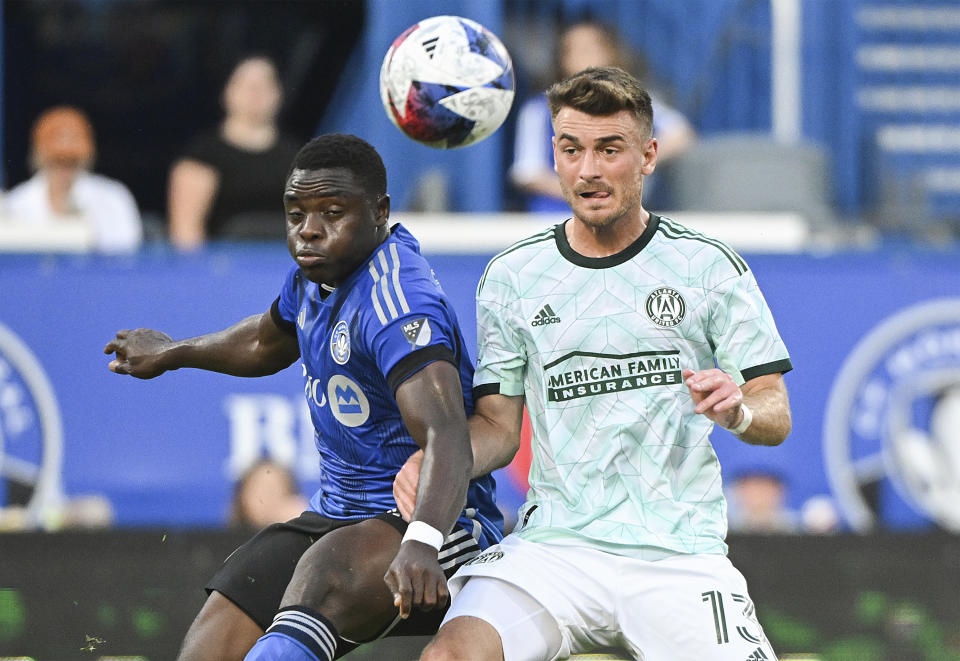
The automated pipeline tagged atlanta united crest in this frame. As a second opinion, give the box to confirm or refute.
[330,320,351,365]
[645,287,686,327]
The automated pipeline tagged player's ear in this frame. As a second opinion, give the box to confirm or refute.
[375,193,390,225]
[641,137,658,176]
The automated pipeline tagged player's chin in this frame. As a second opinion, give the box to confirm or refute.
[575,208,619,229]
[296,263,330,284]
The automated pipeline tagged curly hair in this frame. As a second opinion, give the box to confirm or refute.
[286,133,387,201]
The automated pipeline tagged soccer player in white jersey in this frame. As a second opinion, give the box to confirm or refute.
[398,66,793,661]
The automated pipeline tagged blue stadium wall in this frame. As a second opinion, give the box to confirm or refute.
[1,239,959,534]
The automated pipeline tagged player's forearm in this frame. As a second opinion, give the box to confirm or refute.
[168,315,293,377]
[735,386,792,446]
[468,411,522,478]
[411,428,473,534]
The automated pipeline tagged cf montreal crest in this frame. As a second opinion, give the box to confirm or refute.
[330,320,351,365]
[824,299,960,532]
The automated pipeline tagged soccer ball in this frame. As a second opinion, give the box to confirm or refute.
[379,15,515,149]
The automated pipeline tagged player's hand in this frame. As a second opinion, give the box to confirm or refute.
[682,368,744,430]
[393,450,423,522]
[384,541,448,619]
[104,329,174,379]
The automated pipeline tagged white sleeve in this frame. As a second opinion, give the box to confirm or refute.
[91,179,144,254]
[475,259,527,395]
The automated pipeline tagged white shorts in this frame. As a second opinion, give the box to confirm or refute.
[444,535,777,661]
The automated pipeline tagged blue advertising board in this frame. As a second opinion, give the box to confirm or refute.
[1,239,959,532]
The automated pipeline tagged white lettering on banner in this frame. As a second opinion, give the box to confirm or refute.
[223,394,320,481]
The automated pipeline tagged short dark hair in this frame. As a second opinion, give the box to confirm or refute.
[547,66,653,138]
[287,133,387,200]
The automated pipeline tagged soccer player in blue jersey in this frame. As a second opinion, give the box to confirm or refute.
[104,133,503,661]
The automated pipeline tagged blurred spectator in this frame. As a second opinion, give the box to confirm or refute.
[0,483,115,532]
[509,19,696,212]
[800,494,841,534]
[4,105,143,254]
[167,55,300,249]
[228,458,308,530]
[726,469,801,534]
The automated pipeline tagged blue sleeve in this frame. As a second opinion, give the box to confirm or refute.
[272,267,301,331]
[363,271,462,393]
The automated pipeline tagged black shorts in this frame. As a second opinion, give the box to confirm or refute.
[206,510,482,646]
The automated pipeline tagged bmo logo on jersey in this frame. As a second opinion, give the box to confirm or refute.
[327,375,370,427]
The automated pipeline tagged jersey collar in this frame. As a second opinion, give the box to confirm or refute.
[555,214,661,269]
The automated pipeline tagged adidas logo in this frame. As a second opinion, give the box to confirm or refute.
[422,36,439,58]
[745,647,770,660]
[531,304,561,327]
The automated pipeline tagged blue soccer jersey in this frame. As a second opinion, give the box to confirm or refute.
[272,224,502,547]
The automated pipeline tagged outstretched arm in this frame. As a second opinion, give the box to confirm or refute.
[384,360,473,618]
[104,306,300,379]
[393,392,524,522]
[683,369,791,446]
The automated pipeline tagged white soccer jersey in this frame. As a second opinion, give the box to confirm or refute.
[474,215,792,557]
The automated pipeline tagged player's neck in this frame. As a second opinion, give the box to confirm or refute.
[567,209,648,258]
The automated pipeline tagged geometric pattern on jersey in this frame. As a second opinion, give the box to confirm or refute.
[474,215,792,558]
[277,224,502,546]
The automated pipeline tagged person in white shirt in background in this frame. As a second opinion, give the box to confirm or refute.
[4,105,143,254]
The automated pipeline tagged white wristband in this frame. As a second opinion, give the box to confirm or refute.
[402,521,444,550]
[726,403,753,436]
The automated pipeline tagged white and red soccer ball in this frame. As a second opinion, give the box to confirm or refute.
[379,15,515,149]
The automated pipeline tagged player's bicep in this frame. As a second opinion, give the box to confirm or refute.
[741,372,786,398]
[255,308,300,369]
[394,360,469,450]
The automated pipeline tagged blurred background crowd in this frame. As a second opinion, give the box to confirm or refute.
[1,0,958,253]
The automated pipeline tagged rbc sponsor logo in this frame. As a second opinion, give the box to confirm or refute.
[300,366,370,426]
[302,364,328,408]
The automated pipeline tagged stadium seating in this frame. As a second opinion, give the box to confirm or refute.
[855,3,960,230]
[666,133,837,229]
